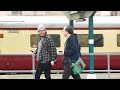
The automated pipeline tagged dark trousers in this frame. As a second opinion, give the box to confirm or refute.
[62,62,81,79]
[35,61,51,79]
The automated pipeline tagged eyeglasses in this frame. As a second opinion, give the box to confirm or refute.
[38,30,46,32]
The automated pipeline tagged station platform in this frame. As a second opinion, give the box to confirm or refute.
[0,73,120,79]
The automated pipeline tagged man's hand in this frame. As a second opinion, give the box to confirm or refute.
[50,60,57,66]
[51,61,55,66]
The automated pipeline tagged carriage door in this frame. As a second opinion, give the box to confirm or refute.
[0,34,8,70]
[0,34,3,53]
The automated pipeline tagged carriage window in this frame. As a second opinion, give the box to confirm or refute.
[117,34,120,47]
[0,34,3,38]
[77,34,104,47]
[49,34,60,47]
[12,11,22,16]
[30,34,60,48]
[30,34,40,48]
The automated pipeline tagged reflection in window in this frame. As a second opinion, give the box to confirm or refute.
[49,34,60,47]
[111,11,117,16]
[77,34,88,47]
[117,34,120,47]
[30,34,40,48]
[30,34,60,48]
[0,34,3,38]
[12,11,22,16]
[77,34,104,47]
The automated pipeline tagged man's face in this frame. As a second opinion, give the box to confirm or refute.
[62,27,68,38]
[38,30,46,37]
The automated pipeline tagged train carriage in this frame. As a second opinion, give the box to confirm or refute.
[0,16,120,71]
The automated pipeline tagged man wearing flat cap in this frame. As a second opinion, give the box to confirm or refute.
[34,24,57,79]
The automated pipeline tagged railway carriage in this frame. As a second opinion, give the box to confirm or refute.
[0,16,120,71]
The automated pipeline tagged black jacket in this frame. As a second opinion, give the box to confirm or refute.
[62,34,81,65]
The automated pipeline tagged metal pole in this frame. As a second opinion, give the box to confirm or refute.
[89,16,94,74]
[32,53,35,79]
[107,53,111,79]
[69,20,74,27]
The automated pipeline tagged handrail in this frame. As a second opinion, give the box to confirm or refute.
[0,54,32,56]
[0,54,35,79]
[82,53,120,79]
[0,53,120,79]
[57,52,120,79]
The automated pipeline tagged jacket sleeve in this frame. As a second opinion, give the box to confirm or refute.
[64,37,77,57]
[48,37,57,61]
[34,47,38,54]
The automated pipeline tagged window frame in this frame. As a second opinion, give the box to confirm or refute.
[30,34,61,48]
[117,34,120,47]
[76,34,104,47]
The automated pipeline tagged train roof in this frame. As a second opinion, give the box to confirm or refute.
[0,16,120,28]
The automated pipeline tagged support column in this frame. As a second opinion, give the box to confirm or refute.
[87,16,96,79]
[69,20,74,27]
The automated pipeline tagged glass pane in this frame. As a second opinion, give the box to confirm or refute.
[0,34,3,38]
[77,34,88,47]
[77,34,104,47]
[30,34,60,48]
[30,34,40,48]
[94,34,103,47]
[49,34,60,47]
[117,34,120,47]
[12,11,22,15]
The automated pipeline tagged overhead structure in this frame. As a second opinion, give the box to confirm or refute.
[63,11,97,79]
[63,11,96,21]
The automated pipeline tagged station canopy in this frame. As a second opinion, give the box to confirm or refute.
[63,11,97,21]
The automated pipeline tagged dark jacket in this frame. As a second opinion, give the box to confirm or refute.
[62,34,81,65]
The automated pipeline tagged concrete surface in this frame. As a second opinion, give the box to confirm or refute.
[0,73,120,79]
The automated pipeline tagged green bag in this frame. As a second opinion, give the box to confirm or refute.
[71,57,86,75]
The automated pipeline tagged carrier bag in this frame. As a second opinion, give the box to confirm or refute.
[71,57,86,75]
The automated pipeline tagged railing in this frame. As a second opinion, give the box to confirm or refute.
[0,54,35,79]
[0,53,120,79]
[54,53,120,79]
[80,53,120,79]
